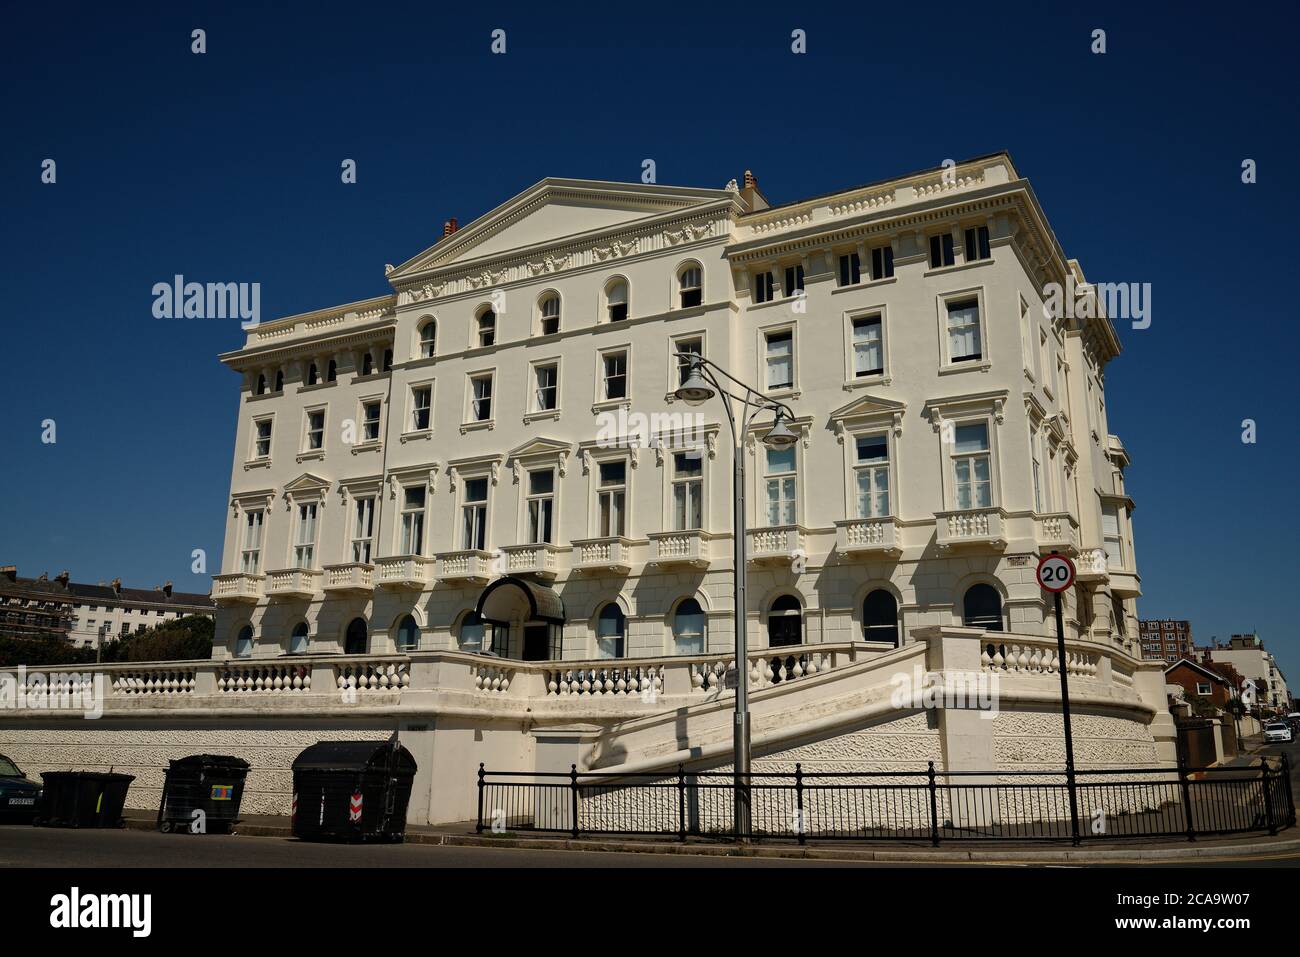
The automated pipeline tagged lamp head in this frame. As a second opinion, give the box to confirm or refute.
[673,357,715,405]
[762,412,799,450]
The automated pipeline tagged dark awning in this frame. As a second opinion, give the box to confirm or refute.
[476,576,565,627]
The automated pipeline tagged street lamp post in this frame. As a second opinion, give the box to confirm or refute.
[674,353,795,842]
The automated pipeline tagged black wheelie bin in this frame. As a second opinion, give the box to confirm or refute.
[35,771,134,828]
[290,740,416,843]
[157,754,251,834]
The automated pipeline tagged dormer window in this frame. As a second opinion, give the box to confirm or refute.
[964,225,991,262]
[929,233,955,269]
[477,309,496,347]
[418,319,437,359]
[539,294,561,335]
[678,265,702,308]
[871,244,894,280]
[838,253,861,287]
[606,280,628,322]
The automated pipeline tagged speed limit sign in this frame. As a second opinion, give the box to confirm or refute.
[1036,553,1076,592]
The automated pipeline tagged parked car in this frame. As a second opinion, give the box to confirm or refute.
[1264,722,1294,744]
[0,755,42,822]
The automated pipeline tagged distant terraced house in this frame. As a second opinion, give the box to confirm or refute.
[1,154,1177,827]
[0,565,213,648]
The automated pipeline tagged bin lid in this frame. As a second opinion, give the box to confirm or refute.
[169,754,250,771]
[291,740,416,773]
[40,771,136,783]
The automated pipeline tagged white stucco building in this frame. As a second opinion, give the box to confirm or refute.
[210,153,1140,664]
[0,154,1175,827]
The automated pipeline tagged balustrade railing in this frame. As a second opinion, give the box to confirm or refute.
[218,663,311,693]
[547,664,665,698]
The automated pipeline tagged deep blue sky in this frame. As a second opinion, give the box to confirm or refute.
[1,2,1295,671]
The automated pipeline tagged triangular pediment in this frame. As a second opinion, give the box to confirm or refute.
[389,179,734,279]
[506,437,573,459]
[828,394,907,422]
[282,472,332,493]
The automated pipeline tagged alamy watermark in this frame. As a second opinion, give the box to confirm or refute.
[152,274,260,328]
[889,664,1000,718]
[1042,274,1151,330]
[1,667,105,719]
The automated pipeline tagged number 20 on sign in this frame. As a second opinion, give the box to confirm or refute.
[1035,553,1075,592]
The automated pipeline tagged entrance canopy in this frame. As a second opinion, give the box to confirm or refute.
[476,575,565,627]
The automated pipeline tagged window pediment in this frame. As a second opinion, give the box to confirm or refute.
[829,395,906,439]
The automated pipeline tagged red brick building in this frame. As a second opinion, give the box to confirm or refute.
[1165,658,1232,710]
[1139,618,1193,662]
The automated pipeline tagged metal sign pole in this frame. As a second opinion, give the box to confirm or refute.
[1053,580,1081,846]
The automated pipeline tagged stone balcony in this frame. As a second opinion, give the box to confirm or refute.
[500,543,562,580]
[572,537,634,574]
[374,555,436,590]
[747,525,807,565]
[834,517,901,558]
[647,530,712,568]
[436,549,494,584]
[264,567,323,600]
[322,562,374,594]
[1075,547,1108,583]
[935,508,1007,551]
[1108,565,1143,598]
[1034,512,1080,554]
[211,572,265,605]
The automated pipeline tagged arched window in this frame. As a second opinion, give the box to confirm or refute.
[672,599,705,655]
[962,584,1004,632]
[289,622,310,654]
[458,612,486,654]
[476,308,496,348]
[273,369,284,392]
[678,265,702,308]
[605,279,628,322]
[306,362,319,386]
[418,319,436,359]
[255,374,267,396]
[596,604,625,659]
[862,590,900,646]
[327,359,337,382]
[235,625,254,658]
[382,348,393,372]
[396,615,419,652]
[361,352,374,376]
[768,595,803,648]
[539,293,561,335]
[344,617,368,655]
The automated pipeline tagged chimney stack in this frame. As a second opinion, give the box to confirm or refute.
[738,169,768,213]
[55,570,70,588]
[111,577,122,595]
[443,218,459,238]
[164,581,174,598]
[0,565,16,583]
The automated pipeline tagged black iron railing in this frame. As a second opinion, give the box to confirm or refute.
[476,756,1294,844]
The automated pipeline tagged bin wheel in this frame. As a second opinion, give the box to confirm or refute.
[159,821,173,834]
